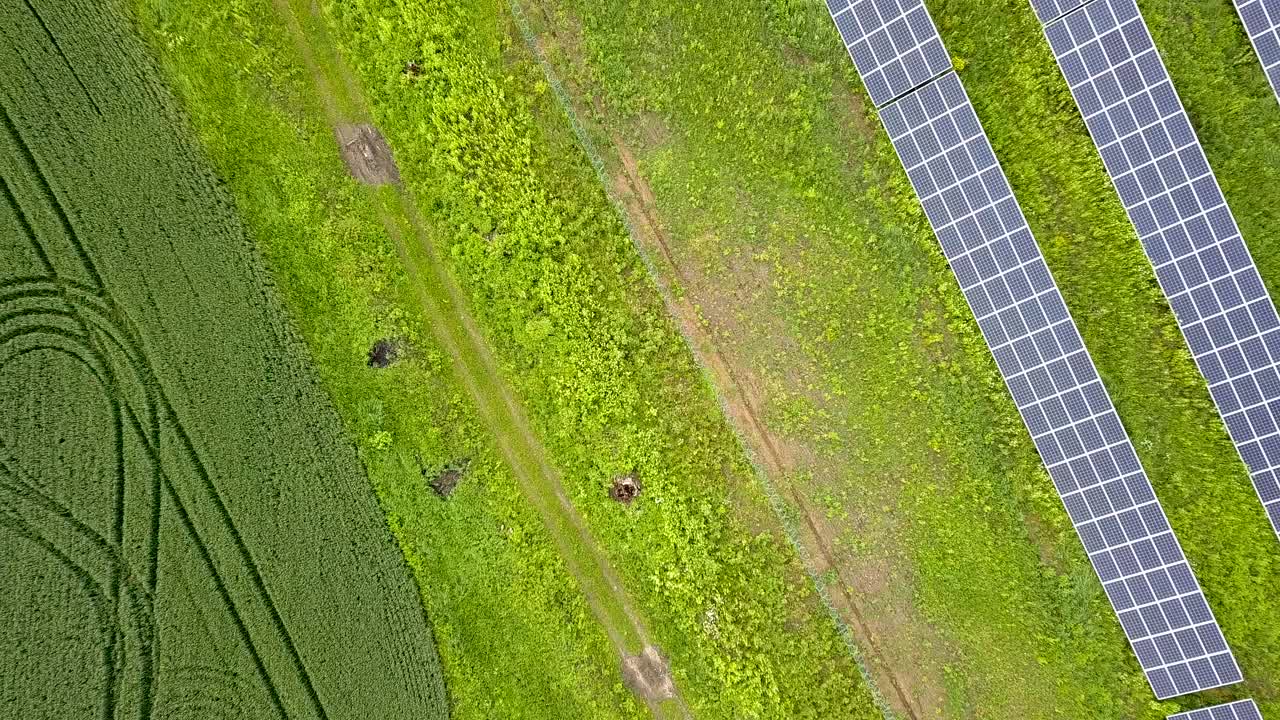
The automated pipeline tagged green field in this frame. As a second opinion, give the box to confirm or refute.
[0,1,447,718]
[130,0,888,717]
[515,0,1280,716]
[8,0,1280,717]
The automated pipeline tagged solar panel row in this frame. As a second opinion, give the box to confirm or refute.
[825,0,1246,700]
[1234,0,1280,104]
[876,69,1241,699]
[1029,0,1092,24]
[826,0,951,107]
[1037,0,1280,542]
[1167,699,1263,720]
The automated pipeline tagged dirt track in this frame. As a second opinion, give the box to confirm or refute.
[512,3,926,717]
[267,0,690,716]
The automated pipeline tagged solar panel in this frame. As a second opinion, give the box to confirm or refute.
[878,70,1242,700]
[825,0,952,107]
[1167,699,1263,720]
[1029,0,1092,24]
[1038,0,1280,543]
[1234,0,1280,104]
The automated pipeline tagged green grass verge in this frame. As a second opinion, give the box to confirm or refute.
[131,0,639,716]
[132,0,885,716]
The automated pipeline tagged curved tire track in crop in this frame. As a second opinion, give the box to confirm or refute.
[156,665,275,720]
[0,276,309,720]
[1,109,321,719]
[5,2,449,717]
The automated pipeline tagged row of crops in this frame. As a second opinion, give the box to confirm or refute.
[0,0,447,717]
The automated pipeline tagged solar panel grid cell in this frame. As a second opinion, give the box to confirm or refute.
[1029,0,1092,24]
[879,70,1242,699]
[1042,0,1280,542]
[1234,0,1280,103]
[824,0,952,107]
[1166,699,1263,720]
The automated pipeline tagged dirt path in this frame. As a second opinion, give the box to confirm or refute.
[509,4,928,719]
[267,1,692,717]
[609,143,922,720]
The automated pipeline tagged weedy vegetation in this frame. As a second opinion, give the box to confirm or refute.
[513,0,1280,716]
[132,0,887,717]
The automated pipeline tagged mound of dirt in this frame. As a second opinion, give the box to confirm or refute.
[621,646,675,702]
[609,472,641,504]
[367,338,399,368]
[334,123,400,186]
[422,459,469,499]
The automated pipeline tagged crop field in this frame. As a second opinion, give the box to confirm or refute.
[9,0,1280,717]
[0,1,447,718]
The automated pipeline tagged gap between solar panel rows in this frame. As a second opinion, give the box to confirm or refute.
[824,0,1243,701]
[1034,0,1280,539]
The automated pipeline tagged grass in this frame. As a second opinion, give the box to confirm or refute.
[0,0,447,718]
[132,0,639,715]
[132,0,887,716]
[108,0,1280,715]
[511,0,1280,716]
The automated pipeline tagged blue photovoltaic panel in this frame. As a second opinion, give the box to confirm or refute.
[1168,699,1263,720]
[1039,0,1280,542]
[1235,0,1280,104]
[878,70,1241,700]
[824,0,951,107]
[1029,0,1092,23]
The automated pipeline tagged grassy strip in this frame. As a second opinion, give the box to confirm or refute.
[131,0,641,716]
[511,0,1280,716]
[502,1,900,715]
[320,0,884,714]
[133,0,884,716]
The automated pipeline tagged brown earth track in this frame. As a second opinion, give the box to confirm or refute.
[608,140,923,720]
[510,5,936,716]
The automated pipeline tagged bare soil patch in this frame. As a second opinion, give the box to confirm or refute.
[366,338,400,368]
[621,646,676,702]
[334,123,400,185]
[418,459,468,499]
[609,472,641,504]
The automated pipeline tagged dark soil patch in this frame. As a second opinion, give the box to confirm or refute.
[367,338,399,368]
[620,646,675,702]
[334,123,400,185]
[609,472,641,504]
[421,458,469,499]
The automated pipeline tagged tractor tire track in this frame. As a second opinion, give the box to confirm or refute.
[3,71,328,714]
[17,0,103,119]
[0,504,119,720]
